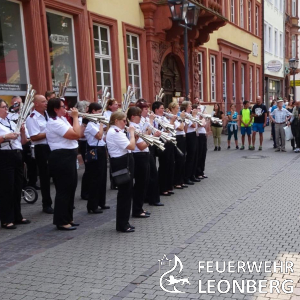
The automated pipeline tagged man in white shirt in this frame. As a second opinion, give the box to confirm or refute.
[26,95,53,214]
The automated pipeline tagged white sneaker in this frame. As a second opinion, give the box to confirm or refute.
[294,148,300,153]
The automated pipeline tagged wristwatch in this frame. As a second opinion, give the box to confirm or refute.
[2,135,6,141]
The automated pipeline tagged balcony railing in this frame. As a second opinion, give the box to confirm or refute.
[197,0,222,15]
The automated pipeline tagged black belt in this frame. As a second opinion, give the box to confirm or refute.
[0,149,21,153]
[198,133,206,135]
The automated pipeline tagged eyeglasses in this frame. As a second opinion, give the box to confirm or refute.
[60,105,66,108]
[120,119,126,123]
[0,105,8,109]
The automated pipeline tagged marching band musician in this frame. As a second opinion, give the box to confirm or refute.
[103,98,119,121]
[26,95,54,214]
[84,102,109,213]
[106,111,136,233]
[181,101,200,185]
[136,100,164,207]
[46,98,81,231]
[195,105,208,180]
[168,101,187,189]
[127,107,150,218]
[152,101,176,196]
[0,99,30,229]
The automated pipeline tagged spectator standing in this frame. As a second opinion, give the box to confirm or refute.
[239,100,253,150]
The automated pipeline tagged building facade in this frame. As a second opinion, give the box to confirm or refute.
[285,0,299,99]
[0,0,263,111]
[264,0,285,107]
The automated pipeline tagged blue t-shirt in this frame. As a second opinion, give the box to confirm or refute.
[227,111,238,124]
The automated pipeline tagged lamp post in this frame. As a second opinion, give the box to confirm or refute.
[168,0,200,100]
[289,58,299,100]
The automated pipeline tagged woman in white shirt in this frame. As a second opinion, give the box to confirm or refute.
[46,98,81,231]
[181,101,200,185]
[127,107,150,218]
[103,98,119,121]
[168,101,187,189]
[84,102,108,213]
[0,99,29,229]
[106,111,136,233]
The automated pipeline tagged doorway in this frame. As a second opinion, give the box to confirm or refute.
[161,54,182,107]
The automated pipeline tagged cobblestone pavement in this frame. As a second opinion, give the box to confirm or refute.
[1,127,300,300]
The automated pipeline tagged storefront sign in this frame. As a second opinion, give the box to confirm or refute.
[290,80,300,87]
[49,34,69,45]
[266,60,282,72]
[0,83,26,91]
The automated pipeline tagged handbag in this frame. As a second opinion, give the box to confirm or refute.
[85,145,98,163]
[110,154,131,186]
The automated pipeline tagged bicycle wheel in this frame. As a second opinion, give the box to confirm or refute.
[23,186,38,204]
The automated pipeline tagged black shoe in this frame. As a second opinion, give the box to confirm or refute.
[100,206,110,209]
[87,208,103,214]
[70,222,80,226]
[168,191,174,195]
[56,225,76,231]
[184,180,194,185]
[218,147,221,151]
[128,223,135,229]
[227,146,230,149]
[160,192,171,196]
[143,210,151,215]
[132,213,150,218]
[43,207,54,214]
[236,146,239,149]
[116,227,135,232]
[181,184,188,188]
[214,146,218,151]
[190,177,201,182]
[150,202,164,206]
[174,185,184,189]
[1,223,17,229]
[15,219,31,225]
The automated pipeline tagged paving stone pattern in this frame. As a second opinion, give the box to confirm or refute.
[1,128,300,300]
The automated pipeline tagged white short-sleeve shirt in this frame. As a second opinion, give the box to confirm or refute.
[106,125,129,158]
[103,110,112,121]
[0,117,22,150]
[26,110,48,145]
[129,122,149,153]
[45,116,78,151]
[85,122,106,147]
[186,114,196,133]
[174,120,185,136]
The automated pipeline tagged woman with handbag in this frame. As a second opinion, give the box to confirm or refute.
[106,111,136,233]
[127,107,150,218]
[46,98,81,231]
[84,102,109,214]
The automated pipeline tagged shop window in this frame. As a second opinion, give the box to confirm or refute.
[210,55,216,102]
[0,0,28,94]
[198,52,203,101]
[93,24,113,100]
[46,11,77,96]
[126,33,142,99]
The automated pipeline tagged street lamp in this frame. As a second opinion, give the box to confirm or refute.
[168,0,200,100]
[289,58,299,100]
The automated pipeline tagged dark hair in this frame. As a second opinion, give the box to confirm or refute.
[127,107,141,120]
[243,100,249,106]
[192,104,198,110]
[87,102,102,113]
[213,103,222,119]
[152,101,164,113]
[106,98,117,111]
[47,98,63,118]
[45,91,55,99]
[136,98,149,109]
[0,99,7,106]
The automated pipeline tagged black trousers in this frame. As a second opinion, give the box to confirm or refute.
[0,150,23,224]
[146,146,161,205]
[22,141,37,186]
[185,132,197,181]
[174,135,186,186]
[195,134,207,177]
[34,144,52,208]
[271,122,276,147]
[158,142,175,193]
[110,153,134,230]
[49,149,78,226]
[78,140,89,198]
[86,146,107,210]
[132,152,150,216]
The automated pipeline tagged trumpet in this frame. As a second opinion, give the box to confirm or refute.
[185,113,204,127]
[67,111,109,126]
[15,84,36,133]
[163,111,189,125]
[198,113,223,126]
[125,126,165,151]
